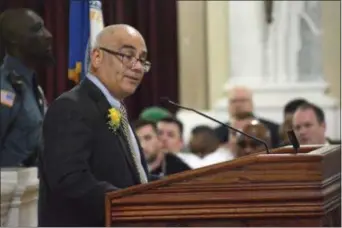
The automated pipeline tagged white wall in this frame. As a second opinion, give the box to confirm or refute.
[177,1,341,144]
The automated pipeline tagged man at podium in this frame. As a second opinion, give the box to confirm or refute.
[38,25,155,226]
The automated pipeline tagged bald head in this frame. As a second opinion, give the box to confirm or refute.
[90,24,149,100]
[229,86,252,99]
[0,8,29,41]
[228,86,254,119]
[93,24,145,51]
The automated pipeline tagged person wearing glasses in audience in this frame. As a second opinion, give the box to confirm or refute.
[235,120,271,157]
[38,24,157,226]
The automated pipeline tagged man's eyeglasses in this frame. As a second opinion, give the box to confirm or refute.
[99,47,151,73]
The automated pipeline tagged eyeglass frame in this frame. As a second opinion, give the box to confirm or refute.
[98,46,151,73]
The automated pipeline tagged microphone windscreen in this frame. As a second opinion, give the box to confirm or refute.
[159,97,170,105]
[287,130,300,149]
[160,97,169,101]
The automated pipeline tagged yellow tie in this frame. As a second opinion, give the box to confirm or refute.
[119,104,148,184]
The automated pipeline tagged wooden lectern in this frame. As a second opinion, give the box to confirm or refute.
[105,145,341,227]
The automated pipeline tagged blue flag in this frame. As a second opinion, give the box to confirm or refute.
[68,0,90,84]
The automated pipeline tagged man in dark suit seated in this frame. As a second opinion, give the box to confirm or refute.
[292,102,340,145]
[278,98,308,146]
[133,118,193,176]
[38,24,156,226]
[214,86,280,149]
[157,116,185,153]
[133,119,164,176]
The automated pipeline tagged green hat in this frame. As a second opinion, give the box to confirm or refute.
[139,106,172,122]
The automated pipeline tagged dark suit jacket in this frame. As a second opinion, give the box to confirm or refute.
[163,153,192,175]
[38,78,152,227]
[214,117,280,148]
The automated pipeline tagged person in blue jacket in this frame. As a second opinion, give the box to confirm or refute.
[0,8,54,167]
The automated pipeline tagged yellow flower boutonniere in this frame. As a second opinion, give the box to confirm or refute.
[107,108,121,133]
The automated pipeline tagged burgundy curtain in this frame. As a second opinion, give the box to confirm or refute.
[0,0,179,120]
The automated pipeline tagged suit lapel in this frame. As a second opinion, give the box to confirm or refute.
[80,78,140,183]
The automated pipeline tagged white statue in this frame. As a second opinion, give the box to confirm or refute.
[297,1,323,82]
[266,1,323,83]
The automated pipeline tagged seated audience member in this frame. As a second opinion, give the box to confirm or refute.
[167,126,235,171]
[279,98,308,145]
[180,125,234,168]
[236,120,271,157]
[190,125,235,162]
[292,103,340,145]
[189,125,223,158]
[214,86,280,148]
[157,117,184,153]
[139,106,172,123]
[133,119,191,176]
[224,112,256,156]
[163,153,192,175]
[133,119,164,176]
[157,117,193,175]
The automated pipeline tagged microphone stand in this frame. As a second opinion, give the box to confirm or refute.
[161,97,270,154]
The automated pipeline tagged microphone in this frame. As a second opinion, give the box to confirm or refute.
[287,130,300,154]
[160,97,270,154]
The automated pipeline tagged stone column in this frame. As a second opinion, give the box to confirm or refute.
[227,1,266,85]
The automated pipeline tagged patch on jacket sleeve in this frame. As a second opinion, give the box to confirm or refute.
[1,90,16,107]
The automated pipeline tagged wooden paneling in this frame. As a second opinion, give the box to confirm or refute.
[105,145,341,227]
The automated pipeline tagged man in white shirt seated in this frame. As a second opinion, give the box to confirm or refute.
[176,125,234,169]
